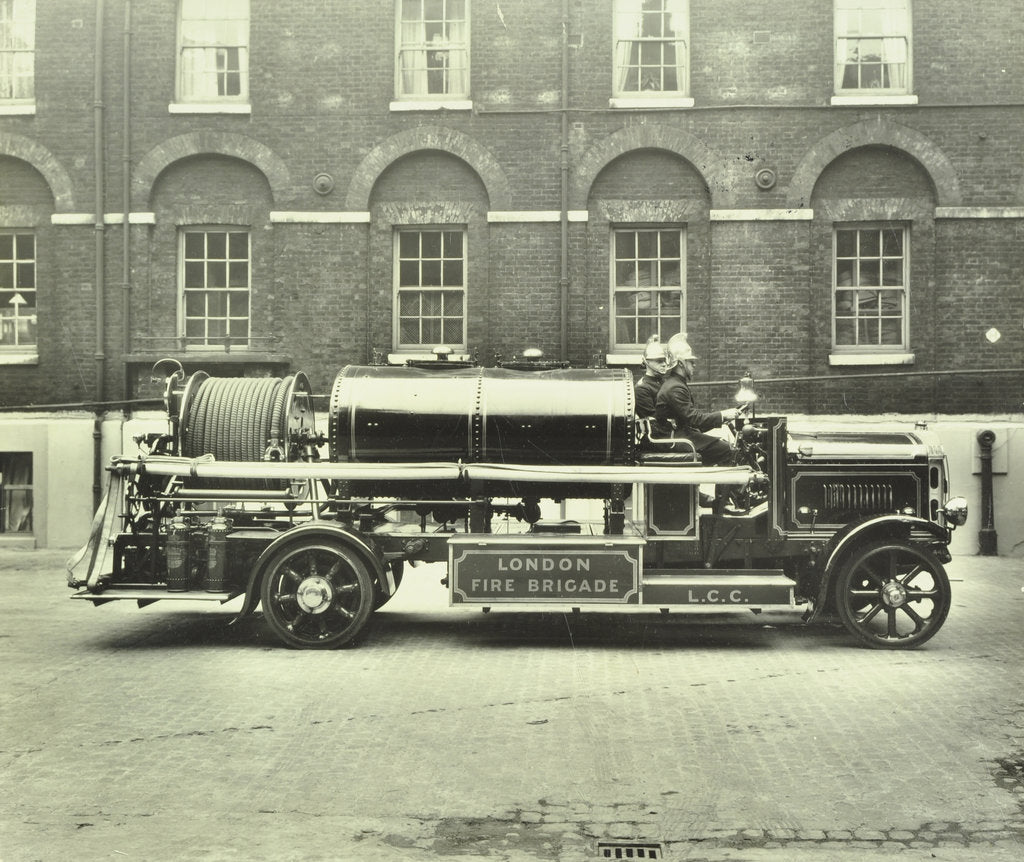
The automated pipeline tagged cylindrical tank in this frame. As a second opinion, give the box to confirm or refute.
[329,365,635,466]
[478,368,634,465]
[329,365,481,462]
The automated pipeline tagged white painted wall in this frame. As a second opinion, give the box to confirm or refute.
[786,415,1023,558]
[0,414,94,549]
[933,420,1021,557]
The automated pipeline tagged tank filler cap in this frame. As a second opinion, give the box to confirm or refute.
[498,347,570,371]
[405,346,476,370]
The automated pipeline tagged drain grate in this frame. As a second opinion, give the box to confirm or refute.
[596,841,664,859]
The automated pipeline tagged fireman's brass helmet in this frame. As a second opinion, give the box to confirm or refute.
[665,332,697,367]
[641,334,667,366]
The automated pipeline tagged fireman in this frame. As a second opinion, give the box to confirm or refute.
[634,334,668,419]
[655,333,745,468]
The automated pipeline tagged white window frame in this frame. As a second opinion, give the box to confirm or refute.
[392,0,471,111]
[0,451,32,534]
[179,227,252,350]
[172,0,251,113]
[831,224,912,362]
[0,230,37,361]
[394,227,467,352]
[611,227,685,352]
[832,0,916,106]
[0,0,35,114]
[610,0,692,109]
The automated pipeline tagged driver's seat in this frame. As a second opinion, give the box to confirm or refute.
[635,418,702,465]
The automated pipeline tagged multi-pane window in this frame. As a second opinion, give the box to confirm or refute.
[177,0,249,102]
[0,452,32,534]
[0,0,34,102]
[181,229,250,347]
[833,226,907,350]
[613,0,688,97]
[613,228,683,349]
[835,0,910,93]
[396,228,466,348]
[0,232,36,351]
[396,0,469,100]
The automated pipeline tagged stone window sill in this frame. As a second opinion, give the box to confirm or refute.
[168,102,251,115]
[389,99,472,112]
[830,94,918,107]
[828,352,915,366]
[0,352,39,365]
[609,96,694,109]
[606,353,642,367]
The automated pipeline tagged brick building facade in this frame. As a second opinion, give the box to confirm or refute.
[1,1,1022,548]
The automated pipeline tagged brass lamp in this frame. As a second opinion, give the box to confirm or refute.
[735,373,758,417]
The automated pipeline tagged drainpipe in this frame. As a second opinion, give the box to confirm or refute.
[977,429,998,555]
[93,0,106,401]
[558,0,569,362]
[93,0,106,509]
[121,1,131,364]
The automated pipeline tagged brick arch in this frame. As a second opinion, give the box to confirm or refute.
[575,125,723,209]
[788,119,962,208]
[0,132,75,211]
[344,126,511,211]
[134,132,291,208]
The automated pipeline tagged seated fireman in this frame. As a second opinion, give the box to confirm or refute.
[634,334,668,420]
[654,332,744,467]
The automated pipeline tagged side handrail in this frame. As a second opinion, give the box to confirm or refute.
[635,417,697,454]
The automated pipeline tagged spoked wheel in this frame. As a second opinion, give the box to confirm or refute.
[260,540,374,649]
[834,539,951,650]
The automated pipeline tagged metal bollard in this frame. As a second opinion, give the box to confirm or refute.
[977,429,998,556]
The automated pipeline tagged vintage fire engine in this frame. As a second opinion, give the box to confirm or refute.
[68,353,968,650]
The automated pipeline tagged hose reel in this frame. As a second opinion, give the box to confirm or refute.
[173,371,316,462]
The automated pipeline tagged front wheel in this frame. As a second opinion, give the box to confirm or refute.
[260,539,374,649]
[834,539,951,650]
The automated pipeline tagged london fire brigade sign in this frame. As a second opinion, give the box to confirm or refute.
[449,537,642,603]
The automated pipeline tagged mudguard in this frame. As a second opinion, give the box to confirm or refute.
[807,514,951,622]
[232,522,387,622]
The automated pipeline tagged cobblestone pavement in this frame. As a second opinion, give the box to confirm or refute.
[0,550,1021,862]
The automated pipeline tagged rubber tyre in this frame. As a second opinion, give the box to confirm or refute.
[834,539,951,650]
[260,539,374,649]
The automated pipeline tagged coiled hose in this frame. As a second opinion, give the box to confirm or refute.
[181,375,301,462]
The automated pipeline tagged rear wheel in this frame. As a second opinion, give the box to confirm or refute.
[260,540,374,649]
[834,539,951,650]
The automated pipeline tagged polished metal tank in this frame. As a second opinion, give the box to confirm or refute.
[328,365,635,467]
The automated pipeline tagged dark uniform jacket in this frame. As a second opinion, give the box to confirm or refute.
[654,372,724,434]
[634,374,662,419]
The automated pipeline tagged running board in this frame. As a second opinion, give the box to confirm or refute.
[71,588,241,608]
[641,570,796,609]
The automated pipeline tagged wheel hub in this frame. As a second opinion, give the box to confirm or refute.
[881,580,908,608]
[296,576,333,613]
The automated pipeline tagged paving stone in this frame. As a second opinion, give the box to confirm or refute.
[2,551,1023,861]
